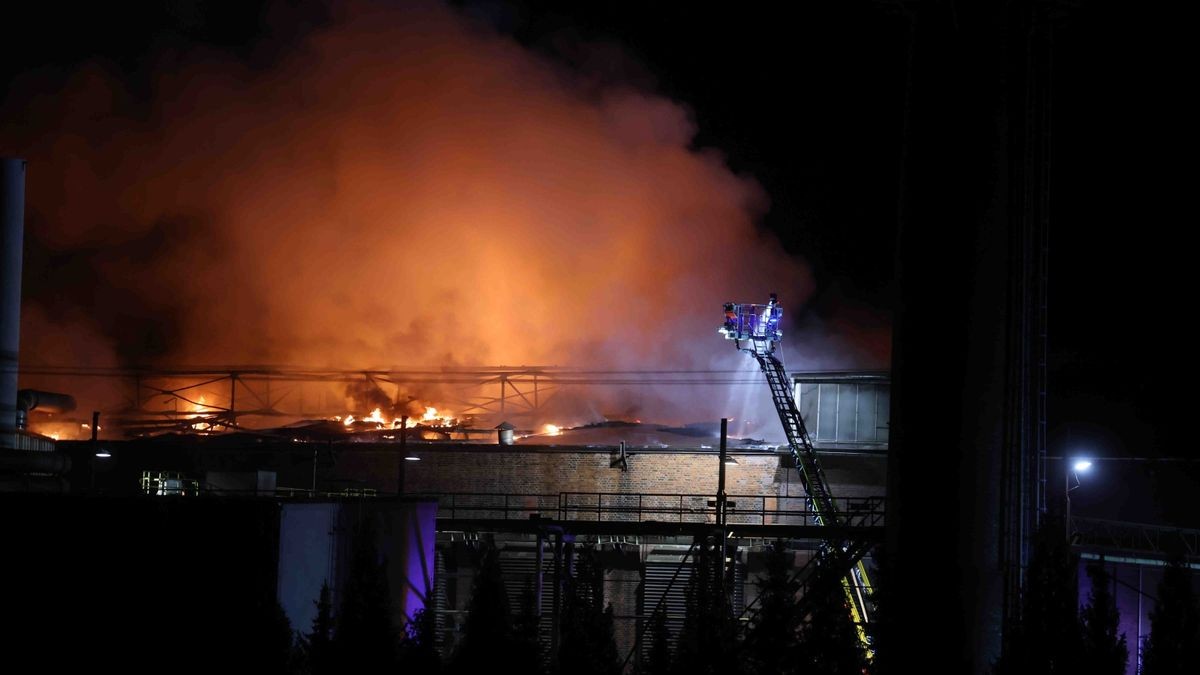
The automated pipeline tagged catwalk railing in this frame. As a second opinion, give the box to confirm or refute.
[1072,516,1200,559]
[413,491,885,528]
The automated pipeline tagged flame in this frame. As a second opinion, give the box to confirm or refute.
[189,395,213,432]
[338,403,457,432]
[543,423,561,436]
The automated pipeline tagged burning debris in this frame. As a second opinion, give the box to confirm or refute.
[337,405,458,431]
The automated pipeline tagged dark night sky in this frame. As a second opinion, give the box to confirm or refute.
[2,1,1194,525]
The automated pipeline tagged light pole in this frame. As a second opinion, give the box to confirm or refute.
[1064,458,1092,541]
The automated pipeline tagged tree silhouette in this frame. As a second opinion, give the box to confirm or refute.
[230,597,300,675]
[302,581,336,675]
[638,608,672,675]
[334,516,399,671]
[674,536,741,675]
[452,545,524,674]
[557,546,620,675]
[796,554,867,675]
[1079,563,1127,675]
[995,515,1080,675]
[399,607,441,674]
[743,540,801,675]
[1141,553,1199,675]
[513,584,546,675]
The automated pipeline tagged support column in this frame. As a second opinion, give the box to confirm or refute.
[1,158,26,439]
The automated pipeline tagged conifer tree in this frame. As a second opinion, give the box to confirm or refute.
[744,540,801,675]
[995,515,1080,675]
[557,546,620,675]
[796,555,866,675]
[399,607,441,674]
[334,516,399,671]
[1142,554,1199,675]
[674,536,741,675]
[304,581,336,675]
[1079,563,1128,675]
[639,608,673,675]
[512,587,546,675]
[452,545,515,674]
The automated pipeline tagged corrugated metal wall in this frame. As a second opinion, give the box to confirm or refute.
[795,381,890,447]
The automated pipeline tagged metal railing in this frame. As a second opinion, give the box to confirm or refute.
[413,491,884,527]
[1072,516,1200,558]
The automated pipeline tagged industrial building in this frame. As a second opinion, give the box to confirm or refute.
[5,5,1198,662]
[5,152,890,665]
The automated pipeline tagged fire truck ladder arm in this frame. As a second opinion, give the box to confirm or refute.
[721,298,876,655]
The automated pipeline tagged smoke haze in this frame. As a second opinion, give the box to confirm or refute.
[4,1,886,431]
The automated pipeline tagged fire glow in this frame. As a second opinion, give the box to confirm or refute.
[338,405,456,431]
[189,395,214,433]
[5,2,898,437]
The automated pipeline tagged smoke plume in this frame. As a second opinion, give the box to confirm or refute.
[3,1,884,431]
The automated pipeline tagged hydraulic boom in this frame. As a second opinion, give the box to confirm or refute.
[720,294,875,650]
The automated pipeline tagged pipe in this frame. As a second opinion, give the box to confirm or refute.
[1,158,25,434]
[15,390,78,430]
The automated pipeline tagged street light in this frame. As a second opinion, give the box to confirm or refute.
[1065,457,1091,541]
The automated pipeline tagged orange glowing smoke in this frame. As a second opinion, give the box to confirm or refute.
[3,1,879,430]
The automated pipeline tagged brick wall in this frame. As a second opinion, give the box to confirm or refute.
[320,443,885,502]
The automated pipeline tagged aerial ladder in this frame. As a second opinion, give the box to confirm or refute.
[719,294,875,651]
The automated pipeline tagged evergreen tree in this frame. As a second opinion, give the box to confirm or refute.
[674,536,741,675]
[264,599,300,675]
[744,540,802,675]
[1142,554,1199,675]
[639,608,673,675]
[863,547,887,669]
[399,608,442,675]
[556,546,620,675]
[1079,563,1128,675]
[796,554,867,675]
[303,581,336,675]
[513,584,546,675]
[228,597,300,674]
[333,515,399,672]
[452,545,516,674]
[995,515,1080,675]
